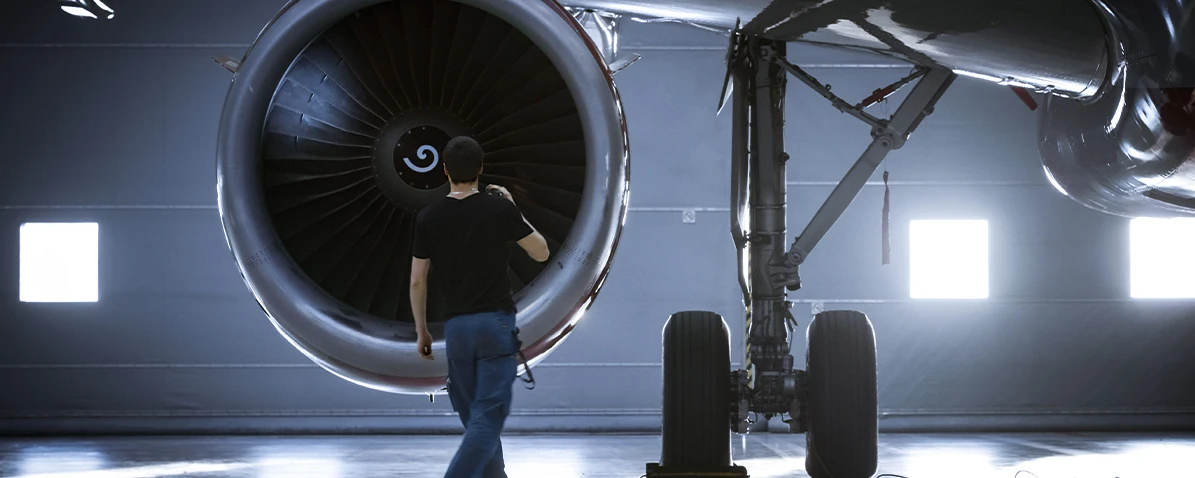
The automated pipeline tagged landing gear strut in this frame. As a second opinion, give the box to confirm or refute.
[648,31,955,478]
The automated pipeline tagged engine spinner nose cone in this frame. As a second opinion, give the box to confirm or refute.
[371,111,471,212]
[393,125,450,190]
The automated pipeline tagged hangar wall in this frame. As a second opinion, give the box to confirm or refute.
[0,0,1192,434]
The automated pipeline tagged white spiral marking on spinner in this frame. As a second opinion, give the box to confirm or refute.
[403,145,439,173]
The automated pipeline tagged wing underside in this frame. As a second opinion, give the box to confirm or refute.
[561,0,1110,100]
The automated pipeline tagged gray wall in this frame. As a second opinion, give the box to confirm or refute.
[1,0,1193,435]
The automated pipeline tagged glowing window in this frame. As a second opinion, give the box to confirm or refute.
[20,222,99,303]
[909,220,989,299]
[1130,217,1195,299]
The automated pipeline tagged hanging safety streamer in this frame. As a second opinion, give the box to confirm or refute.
[880,98,893,266]
[882,170,891,265]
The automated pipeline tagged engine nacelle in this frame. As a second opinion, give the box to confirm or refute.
[216,0,629,393]
[1039,0,1195,217]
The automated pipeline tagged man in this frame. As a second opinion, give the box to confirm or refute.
[409,136,550,478]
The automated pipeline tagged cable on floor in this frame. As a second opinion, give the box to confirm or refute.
[878,472,1042,478]
[877,470,1044,478]
[640,469,1048,477]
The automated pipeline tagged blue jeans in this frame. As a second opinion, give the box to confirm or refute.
[444,310,518,478]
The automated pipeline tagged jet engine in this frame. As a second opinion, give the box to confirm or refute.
[1039,0,1195,217]
[216,0,629,394]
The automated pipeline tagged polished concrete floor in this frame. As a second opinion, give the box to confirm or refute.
[1,432,1192,478]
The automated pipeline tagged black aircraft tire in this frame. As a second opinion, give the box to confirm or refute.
[805,310,878,478]
[660,311,732,469]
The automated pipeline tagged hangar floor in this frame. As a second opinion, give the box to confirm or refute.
[1,432,1191,477]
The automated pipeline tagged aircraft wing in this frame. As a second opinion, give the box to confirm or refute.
[561,0,1111,101]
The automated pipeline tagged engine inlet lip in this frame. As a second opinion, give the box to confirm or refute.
[216,0,629,393]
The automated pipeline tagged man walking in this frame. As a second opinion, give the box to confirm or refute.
[409,136,549,478]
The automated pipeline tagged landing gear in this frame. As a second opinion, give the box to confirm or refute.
[652,28,955,478]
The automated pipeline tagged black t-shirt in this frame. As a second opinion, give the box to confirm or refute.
[412,193,534,319]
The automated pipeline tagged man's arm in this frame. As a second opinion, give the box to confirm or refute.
[410,257,433,359]
[517,224,550,263]
[487,184,550,263]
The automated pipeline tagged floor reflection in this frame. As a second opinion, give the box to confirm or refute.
[0,433,1191,477]
[996,440,1195,478]
[896,444,998,478]
[255,457,342,478]
[12,449,107,476]
[10,461,249,478]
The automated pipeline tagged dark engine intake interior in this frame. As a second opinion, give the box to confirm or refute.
[259,0,586,325]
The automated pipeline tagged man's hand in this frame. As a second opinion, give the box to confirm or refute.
[417,330,434,360]
[487,184,515,205]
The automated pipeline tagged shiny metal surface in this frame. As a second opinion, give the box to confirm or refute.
[573,9,621,63]
[1038,0,1195,216]
[4,433,1195,477]
[569,0,1195,215]
[216,0,629,394]
[565,0,1111,100]
[761,0,1111,100]
[560,0,772,28]
[572,9,645,73]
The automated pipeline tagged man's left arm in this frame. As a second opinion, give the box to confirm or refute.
[410,257,433,359]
